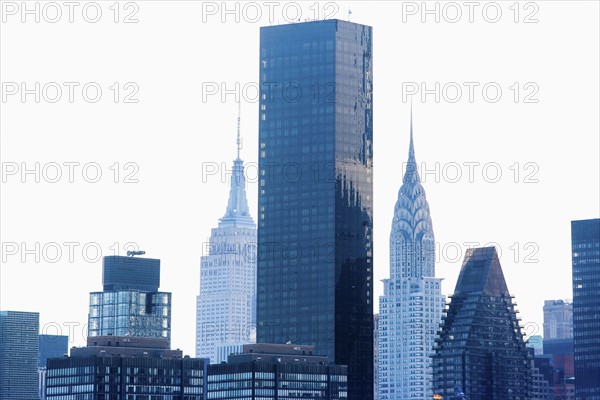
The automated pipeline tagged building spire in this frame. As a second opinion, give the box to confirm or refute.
[403,105,421,184]
[236,101,242,160]
[408,102,415,164]
[220,103,255,228]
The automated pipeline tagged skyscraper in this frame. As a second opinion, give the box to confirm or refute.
[196,106,257,363]
[257,20,374,400]
[544,299,573,340]
[378,117,445,399]
[0,310,40,400]
[432,247,531,399]
[87,255,172,344]
[571,218,600,400]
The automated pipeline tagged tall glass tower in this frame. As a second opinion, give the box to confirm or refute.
[257,20,373,400]
[0,310,39,400]
[87,255,171,344]
[196,106,257,363]
[378,117,445,399]
[572,218,600,400]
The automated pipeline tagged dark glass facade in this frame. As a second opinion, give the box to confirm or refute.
[0,310,40,400]
[432,247,531,399]
[207,344,347,399]
[572,218,600,400]
[257,19,373,400]
[103,255,160,292]
[39,335,69,368]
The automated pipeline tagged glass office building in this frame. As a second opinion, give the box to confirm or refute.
[257,20,373,400]
[88,256,171,344]
[0,310,40,400]
[572,218,600,400]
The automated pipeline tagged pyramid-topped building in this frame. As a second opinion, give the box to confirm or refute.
[454,246,510,296]
[433,247,531,399]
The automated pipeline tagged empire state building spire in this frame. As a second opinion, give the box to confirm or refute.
[220,104,254,228]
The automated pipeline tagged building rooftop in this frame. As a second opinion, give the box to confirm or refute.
[69,336,182,358]
[227,343,332,365]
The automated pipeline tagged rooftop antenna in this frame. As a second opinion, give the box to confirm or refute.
[348,9,352,21]
[236,101,242,159]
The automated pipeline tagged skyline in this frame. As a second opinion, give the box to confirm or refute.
[1,1,599,359]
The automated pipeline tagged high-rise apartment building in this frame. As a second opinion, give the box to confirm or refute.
[432,247,531,399]
[257,19,374,400]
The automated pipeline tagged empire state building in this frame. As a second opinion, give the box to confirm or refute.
[195,106,257,363]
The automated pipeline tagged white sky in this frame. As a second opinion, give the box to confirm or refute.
[1,1,599,355]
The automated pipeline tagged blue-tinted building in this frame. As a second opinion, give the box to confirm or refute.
[0,310,40,400]
[257,19,373,400]
[88,255,172,345]
[39,335,69,368]
[39,334,69,400]
[572,218,600,399]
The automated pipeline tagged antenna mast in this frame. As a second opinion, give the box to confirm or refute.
[236,101,242,159]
